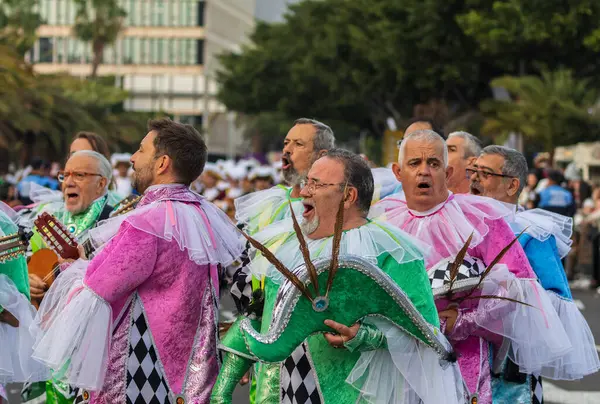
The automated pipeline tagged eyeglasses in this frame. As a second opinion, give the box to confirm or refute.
[466,168,515,180]
[57,171,104,183]
[300,179,345,195]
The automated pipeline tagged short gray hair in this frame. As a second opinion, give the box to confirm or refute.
[448,131,482,158]
[70,150,113,191]
[480,145,528,195]
[398,129,448,168]
[322,148,374,215]
[294,118,335,151]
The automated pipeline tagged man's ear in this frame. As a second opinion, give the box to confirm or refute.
[343,186,359,209]
[317,149,328,158]
[445,165,454,181]
[391,162,402,182]
[507,178,520,197]
[98,177,108,191]
[156,155,171,176]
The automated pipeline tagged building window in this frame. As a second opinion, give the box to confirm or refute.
[168,38,176,65]
[197,1,205,27]
[39,37,53,63]
[170,0,179,26]
[158,38,165,64]
[129,0,137,26]
[56,37,65,63]
[196,39,203,65]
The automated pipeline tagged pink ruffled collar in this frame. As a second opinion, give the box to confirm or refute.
[140,184,202,206]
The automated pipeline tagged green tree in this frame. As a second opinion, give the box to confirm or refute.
[217,0,600,149]
[0,0,42,56]
[0,45,152,164]
[456,0,600,77]
[481,70,600,152]
[217,0,503,140]
[73,0,126,78]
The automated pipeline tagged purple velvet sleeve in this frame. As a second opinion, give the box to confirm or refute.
[84,222,157,303]
[448,306,504,347]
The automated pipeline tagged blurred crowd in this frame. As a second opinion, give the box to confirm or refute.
[1,132,600,290]
[517,152,600,287]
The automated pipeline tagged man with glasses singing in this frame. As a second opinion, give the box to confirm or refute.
[470,145,599,403]
[373,130,568,404]
[19,150,115,404]
[211,149,465,404]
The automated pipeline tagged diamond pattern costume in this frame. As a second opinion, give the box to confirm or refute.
[211,218,464,404]
[31,184,244,404]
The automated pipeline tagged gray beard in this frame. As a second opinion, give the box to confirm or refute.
[300,214,320,236]
[282,168,303,186]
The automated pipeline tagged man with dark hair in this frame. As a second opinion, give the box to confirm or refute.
[32,118,244,403]
[538,169,576,217]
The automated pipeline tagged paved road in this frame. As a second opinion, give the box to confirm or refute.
[6,290,599,403]
[544,289,600,404]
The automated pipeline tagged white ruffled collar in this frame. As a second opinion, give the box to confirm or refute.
[407,192,453,217]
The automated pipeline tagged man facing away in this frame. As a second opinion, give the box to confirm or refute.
[32,118,244,404]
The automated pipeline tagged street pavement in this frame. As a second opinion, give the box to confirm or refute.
[5,290,600,403]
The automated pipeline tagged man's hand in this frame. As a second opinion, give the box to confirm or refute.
[57,245,86,266]
[439,308,459,334]
[0,310,19,327]
[323,319,360,348]
[29,273,48,300]
[239,371,250,386]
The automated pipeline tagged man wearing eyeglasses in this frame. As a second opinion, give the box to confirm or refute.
[373,130,569,404]
[19,150,115,404]
[211,149,465,404]
[469,145,599,402]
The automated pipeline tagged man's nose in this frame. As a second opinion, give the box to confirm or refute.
[282,143,293,154]
[418,163,432,175]
[63,174,75,186]
[299,185,310,198]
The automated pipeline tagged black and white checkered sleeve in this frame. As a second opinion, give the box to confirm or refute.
[229,224,253,315]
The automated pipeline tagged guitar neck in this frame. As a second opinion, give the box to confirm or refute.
[0,234,26,263]
[82,238,94,259]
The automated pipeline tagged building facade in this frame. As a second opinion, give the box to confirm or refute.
[30,0,256,156]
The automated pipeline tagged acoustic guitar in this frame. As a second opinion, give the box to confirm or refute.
[28,195,143,290]
[0,230,28,264]
[0,231,28,324]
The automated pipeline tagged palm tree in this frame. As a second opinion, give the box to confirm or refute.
[481,69,600,152]
[0,0,42,56]
[72,0,126,78]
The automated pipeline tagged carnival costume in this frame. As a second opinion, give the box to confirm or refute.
[0,203,48,384]
[211,200,464,404]
[490,206,600,403]
[31,184,244,403]
[15,183,116,404]
[373,192,571,404]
